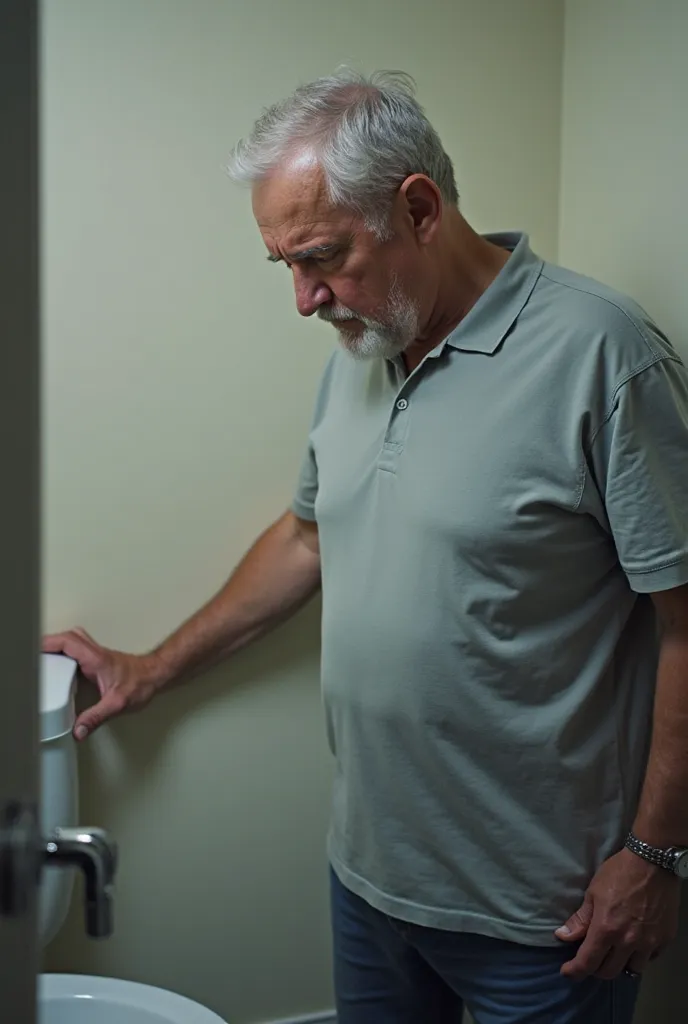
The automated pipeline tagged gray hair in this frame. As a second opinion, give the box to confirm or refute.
[227,68,459,235]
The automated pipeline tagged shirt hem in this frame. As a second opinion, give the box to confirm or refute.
[328,845,565,948]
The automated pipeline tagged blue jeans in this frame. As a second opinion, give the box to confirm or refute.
[330,869,641,1024]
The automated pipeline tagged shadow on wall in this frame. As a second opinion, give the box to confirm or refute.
[634,896,688,1022]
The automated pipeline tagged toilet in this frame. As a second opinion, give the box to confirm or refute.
[40,653,80,947]
[39,653,227,1023]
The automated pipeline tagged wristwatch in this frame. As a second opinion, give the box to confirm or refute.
[624,831,688,878]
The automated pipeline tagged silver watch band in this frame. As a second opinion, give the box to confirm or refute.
[624,831,678,872]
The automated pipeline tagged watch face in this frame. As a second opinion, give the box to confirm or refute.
[675,852,688,879]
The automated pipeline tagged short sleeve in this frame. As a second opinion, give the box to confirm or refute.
[292,442,318,521]
[590,355,688,593]
[291,352,338,523]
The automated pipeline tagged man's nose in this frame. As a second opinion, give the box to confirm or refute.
[293,268,332,317]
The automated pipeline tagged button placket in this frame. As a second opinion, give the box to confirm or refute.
[379,347,441,472]
[378,387,411,473]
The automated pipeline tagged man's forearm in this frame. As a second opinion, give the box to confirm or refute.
[145,510,321,689]
[632,588,688,847]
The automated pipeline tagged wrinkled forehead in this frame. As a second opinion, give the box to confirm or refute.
[252,161,354,244]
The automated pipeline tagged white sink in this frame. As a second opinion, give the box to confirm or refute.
[39,974,228,1024]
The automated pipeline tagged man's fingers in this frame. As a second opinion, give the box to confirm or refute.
[555,893,594,954]
[72,626,96,644]
[593,946,643,981]
[73,693,126,741]
[42,632,74,654]
[42,629,89,658]
[41,629,101,679]
[624,952,652,977]
[560,927,612,980]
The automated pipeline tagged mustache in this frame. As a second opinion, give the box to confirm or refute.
[317,304,360,323]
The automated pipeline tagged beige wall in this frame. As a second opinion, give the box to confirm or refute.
[40,1,564,1021]
[560,0,688,1020]
[559,0,688,361]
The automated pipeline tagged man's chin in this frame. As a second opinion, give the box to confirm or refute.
[337,331,372,359]
[335,322,364,348]
[337,329,402,362]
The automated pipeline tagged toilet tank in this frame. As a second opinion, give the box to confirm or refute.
[40,653,79,946]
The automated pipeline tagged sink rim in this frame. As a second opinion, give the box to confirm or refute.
[39,973,227,1024]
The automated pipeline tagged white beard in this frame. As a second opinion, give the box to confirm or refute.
[318,277,420,360]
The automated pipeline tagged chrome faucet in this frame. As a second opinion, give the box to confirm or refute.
[43,827,118,937]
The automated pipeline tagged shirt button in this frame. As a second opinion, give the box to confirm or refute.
[396,398,408,411]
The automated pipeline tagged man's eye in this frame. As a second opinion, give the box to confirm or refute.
[317,255,339,268]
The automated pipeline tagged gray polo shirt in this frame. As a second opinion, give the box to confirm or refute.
[293,232,688,945]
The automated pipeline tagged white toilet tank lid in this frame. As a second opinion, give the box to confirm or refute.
[40,653,78,742]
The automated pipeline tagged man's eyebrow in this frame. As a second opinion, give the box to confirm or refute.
[267,244,339,264]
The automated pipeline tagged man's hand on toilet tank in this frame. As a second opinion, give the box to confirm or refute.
[41,628,163,740]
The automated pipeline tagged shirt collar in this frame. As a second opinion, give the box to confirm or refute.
[441,231,543,355]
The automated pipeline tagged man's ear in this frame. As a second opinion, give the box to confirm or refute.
[399,174,442,245]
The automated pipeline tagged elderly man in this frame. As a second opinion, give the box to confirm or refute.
[45,70,688,1023]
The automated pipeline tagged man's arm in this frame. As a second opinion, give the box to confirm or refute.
[149,510,320,686]
[42,510,321,738]
[632,582,688,846]
[557,582,688,980]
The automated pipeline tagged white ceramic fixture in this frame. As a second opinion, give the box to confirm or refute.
[39,652,80,945]
[39,974,228,1024]
[39,654,228,1023]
